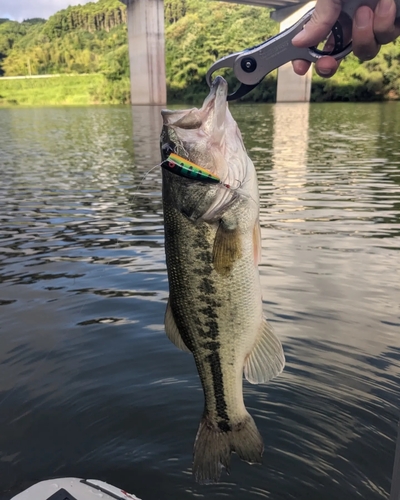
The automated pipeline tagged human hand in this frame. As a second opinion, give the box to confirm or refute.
[291,0,400,78]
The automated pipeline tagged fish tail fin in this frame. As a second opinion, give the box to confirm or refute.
[193,413,263,484]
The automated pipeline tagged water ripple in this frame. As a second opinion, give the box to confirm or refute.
[0,103,399,500]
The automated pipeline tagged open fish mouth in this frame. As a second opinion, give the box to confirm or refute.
[160,76,243,187]
[201,76,228,135]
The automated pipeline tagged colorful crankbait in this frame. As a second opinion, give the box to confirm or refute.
[162,152,230,187]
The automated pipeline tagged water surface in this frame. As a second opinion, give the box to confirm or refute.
[0,102,399,500]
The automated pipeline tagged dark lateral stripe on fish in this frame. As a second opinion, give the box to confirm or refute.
[197,318,219,340]
[200,306,218,318]
[206,350,230,423]
[202,341,220,351]
[199,277,216,295]
[204,319,220,338]
[197,282,221,340]
[198,295,220,309]
[217,420,231,432]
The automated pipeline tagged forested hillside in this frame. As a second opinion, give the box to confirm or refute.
[1,0,400,104]
[0,0,127,77]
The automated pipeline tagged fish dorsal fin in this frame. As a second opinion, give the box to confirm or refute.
[165,300,191,353]
[244,319,285,384]
[213,221,242,277]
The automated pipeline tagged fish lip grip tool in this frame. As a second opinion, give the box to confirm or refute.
[206,8,352,101]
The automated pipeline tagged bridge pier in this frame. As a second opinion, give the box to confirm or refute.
[271,2,316,102]
[120,0,316,104]
[124,0,166,105]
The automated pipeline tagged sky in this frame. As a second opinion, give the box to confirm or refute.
[0,0,95,22]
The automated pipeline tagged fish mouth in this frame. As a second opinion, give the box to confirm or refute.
[202,76,228,111]
[202,76,228,133]
[161,76,228,130]
[160,76,236,183]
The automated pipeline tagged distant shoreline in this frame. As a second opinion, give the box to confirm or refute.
[0,74,118,107]
[0,74,92,80]
[1,72,399,107]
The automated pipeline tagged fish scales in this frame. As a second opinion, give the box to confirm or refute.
[163,177,259,420]
[160,76,285,483]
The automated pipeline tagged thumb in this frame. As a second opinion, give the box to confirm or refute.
[292,0,343,47]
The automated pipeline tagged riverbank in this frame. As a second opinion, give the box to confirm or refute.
[1,72,397,107]
[0,74,130,106]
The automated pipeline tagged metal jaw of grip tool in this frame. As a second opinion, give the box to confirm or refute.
[206,8,352,101]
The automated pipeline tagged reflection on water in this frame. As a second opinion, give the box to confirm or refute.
[270,103,310,222]
[0,103,399,500]
[272,103,310,169]
[131,105,164,169]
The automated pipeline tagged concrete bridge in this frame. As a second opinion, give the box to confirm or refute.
[120,0,315,105]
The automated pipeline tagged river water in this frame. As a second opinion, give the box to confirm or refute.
[0,102,399,500]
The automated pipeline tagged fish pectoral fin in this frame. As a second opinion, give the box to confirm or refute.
[244,319,285,384]
[213,220,242,277]
[165,300,191,353]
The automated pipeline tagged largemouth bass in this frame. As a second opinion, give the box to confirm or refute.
[160,76,285,483]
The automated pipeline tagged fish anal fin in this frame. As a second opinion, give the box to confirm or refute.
[213,221,242,277]
[165,300,191,353]
[244,319,285,384]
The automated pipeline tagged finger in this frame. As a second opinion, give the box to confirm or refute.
[313,34,339,77]
[292,54,340,78]
[292,0,343,47]
[291,30,341,78]
[352,6,380,60]
[315,56,340,77]
[292,59,311,75]
[374,0,400,44]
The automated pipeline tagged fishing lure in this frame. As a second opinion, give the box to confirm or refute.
[162,152,229,186]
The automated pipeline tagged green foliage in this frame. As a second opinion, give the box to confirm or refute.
[90,75,130,104]
[165,0,400,103]
[23,18,46,24]
[1,0,400,105]
[312,40,400,101]
[0,19,41,76]
[165,0,187,24]
[0,74,103,106]
[0,0,127,77]
[165,0,278,103]
[42,0,125,39]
